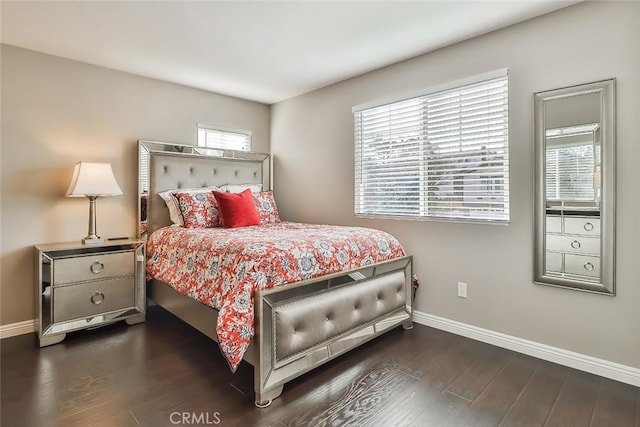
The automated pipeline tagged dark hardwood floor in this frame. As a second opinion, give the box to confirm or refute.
[2,306,638,426]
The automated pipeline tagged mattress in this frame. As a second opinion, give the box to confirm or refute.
[146,222,406,370]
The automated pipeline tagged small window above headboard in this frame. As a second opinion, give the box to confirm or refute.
[197,123,252,152]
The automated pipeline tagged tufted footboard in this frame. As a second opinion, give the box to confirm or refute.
[254,256,413,406]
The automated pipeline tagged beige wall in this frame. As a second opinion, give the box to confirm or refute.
[271,2,640,367]
[0,45,270,325]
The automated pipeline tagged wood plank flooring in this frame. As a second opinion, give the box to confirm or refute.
[1,306,638,426]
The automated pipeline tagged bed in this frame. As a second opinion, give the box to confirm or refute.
[138,140,414,407]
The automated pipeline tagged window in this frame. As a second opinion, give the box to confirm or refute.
[353,70,509,222]
[197,123,251,152]
[545,124,600,203]
[546,144,595,201]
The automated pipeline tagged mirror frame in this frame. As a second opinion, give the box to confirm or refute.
[534,79,616,295]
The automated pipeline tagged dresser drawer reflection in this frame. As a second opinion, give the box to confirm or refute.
[564,217,601,236]
[546,234,600,256]
[564,254,600,278]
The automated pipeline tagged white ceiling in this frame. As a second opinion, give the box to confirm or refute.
[1,1,578,104]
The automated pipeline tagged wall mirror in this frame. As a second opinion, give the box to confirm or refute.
[534,79,616,294]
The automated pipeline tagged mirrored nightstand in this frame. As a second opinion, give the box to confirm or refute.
[35,239,145,346]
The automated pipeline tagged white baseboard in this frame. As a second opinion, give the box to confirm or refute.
[0,319,36,339]
[413,310,640,387]
[3,313,639,386]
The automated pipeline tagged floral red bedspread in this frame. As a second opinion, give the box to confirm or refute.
[146,222,406,371]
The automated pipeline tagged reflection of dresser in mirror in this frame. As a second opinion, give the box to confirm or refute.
[543,121,602,283]
[545,211,600,282]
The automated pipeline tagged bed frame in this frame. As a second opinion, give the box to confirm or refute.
[138,140,413,407]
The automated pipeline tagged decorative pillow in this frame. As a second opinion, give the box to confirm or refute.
[212,189,260,228]
[159,186,221,226]
[172,191,221,228]
[220,183,262,194]
[253,191,281,225]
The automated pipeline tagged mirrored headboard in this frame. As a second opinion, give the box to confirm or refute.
[138,140,269,239]
[533,79,616,295]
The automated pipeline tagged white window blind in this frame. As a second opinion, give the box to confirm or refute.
[354,70,509,222]
[197,124,251,152]
[545,142,597,202]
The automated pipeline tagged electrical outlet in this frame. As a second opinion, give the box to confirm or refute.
[457,282,467,298]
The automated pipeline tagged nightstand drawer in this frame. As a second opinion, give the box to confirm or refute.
[54,251,134,285]
[53,277,135,323]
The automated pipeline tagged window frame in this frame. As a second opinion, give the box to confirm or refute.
[353,69,510,224]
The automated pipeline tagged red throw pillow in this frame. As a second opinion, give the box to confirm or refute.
[212,189,260,228]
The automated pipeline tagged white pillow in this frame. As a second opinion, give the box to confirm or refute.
[158,186,221,226]
[220,183,263,194]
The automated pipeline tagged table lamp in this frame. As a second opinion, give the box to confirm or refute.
[65,162,123,244]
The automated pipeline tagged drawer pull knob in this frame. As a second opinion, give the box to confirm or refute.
[584,222,594,231]
[90,261,104,274]
[91,291,105,305]
[584,262,595,271]
[570,240,581,249]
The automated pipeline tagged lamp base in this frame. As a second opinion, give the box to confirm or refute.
[82,236,104,245]
[83,196,103,245]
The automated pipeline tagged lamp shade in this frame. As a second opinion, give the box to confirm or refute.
[65,162,123,197]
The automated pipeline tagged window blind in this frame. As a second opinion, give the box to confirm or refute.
[545,143,596,201]
[354,71,509,222]
[197,124,251,152]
